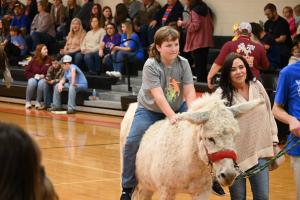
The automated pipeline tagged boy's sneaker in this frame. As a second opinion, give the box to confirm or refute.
[212,180,225,196]
[120,188,133,200]
[25,102,32,109]
[47,107,63,112]
[66,109,76,114]
[35,102,44,110]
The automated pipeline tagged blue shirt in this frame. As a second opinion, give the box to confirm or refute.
[64,64,88,87]
[274,61,300,156]
[10,35,27,56]
[120,32,144,61]
[10,15,30,33]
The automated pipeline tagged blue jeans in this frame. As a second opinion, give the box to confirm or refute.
[69,51,83,69]
[43,82,57,108]
[26,78,46,103]
[84,51,101,73]
[52,83,88,111]
[229,158,269,200]
[112,51,137,73]
[122,102,188,188]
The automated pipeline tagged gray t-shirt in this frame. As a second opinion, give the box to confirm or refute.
[138,56,194,113]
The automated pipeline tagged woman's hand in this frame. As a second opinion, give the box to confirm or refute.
[99,49,104,57]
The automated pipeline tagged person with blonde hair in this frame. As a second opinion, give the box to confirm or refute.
[120,26,196,200]
[60,17,86,67]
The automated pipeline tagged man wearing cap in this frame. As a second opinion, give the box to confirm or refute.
[264,3,293,68]
[49,55,87,114]
[207,22,269,89]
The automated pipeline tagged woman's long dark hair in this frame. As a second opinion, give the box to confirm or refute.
[219,53,255,106]
[0,123,41,200]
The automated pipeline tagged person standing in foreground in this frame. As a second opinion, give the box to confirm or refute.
[215,53,278,200]
[272,60,300,200]
[120,26,196,200]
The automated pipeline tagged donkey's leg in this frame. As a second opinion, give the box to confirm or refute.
[138,188,153,200]
[158,189,175,200]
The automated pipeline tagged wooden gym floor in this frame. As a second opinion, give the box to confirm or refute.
[0,102,296,200]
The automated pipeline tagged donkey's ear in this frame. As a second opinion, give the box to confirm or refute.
[229,98,264,117]
[177,110,209,124]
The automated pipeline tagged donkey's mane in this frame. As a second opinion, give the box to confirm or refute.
[189,93,225,112]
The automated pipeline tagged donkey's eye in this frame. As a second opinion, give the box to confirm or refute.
[208,138,216,144]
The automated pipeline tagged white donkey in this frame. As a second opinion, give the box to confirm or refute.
[120,93,264,200]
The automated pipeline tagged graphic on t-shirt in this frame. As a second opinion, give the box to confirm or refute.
[296,80,300,97]
[236,43,255,68]
[165,77,180,103]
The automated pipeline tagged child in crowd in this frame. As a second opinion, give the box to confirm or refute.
[98,22,121,72]
[48,55,87,114]
[120,26,196,200]
[106,20,144,78]
[24,44,51,109]
[9,27,27,56]
[43,58,64,109]
[289,46,300,64]
[283,6,297,38]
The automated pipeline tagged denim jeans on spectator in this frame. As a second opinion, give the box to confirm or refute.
[229,158,269,200]
[30,31,55,51]
[103,54,113,71]
[43,82,56,108]
[122,102,188,188]
[112,51,137,73]
[68,51,83,69]
[52,83,88,111]
[26,78,46,103]
[83,51,101,73]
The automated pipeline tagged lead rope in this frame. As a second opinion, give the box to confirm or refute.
[238,135,300,178]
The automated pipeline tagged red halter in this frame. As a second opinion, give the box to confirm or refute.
[204,145,237,163]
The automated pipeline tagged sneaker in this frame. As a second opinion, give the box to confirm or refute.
[212,180,225,196]
[35,102,44,110]
[111,71,122,78]
[106,71,112,76]
[25,102,32,109]
[120,188,133,200]
[47,107,63,112]
[66,109,76,114]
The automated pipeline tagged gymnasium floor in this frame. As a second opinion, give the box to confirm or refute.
[0,102,296,200]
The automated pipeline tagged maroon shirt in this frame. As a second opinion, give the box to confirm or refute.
[24,59,51,79]
[214,35,269,78]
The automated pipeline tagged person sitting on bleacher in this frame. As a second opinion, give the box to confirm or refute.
[102,6,114,26]
[49,55,87,114]
[29,0,55,52]
[24,44,51,109]
[98,22,121,73]
[10,3,30,35]
[50,0,65,40]
[60,17,86,67]
[42,58,64,109]
[79,16,105,75]
[106,19,144,78]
